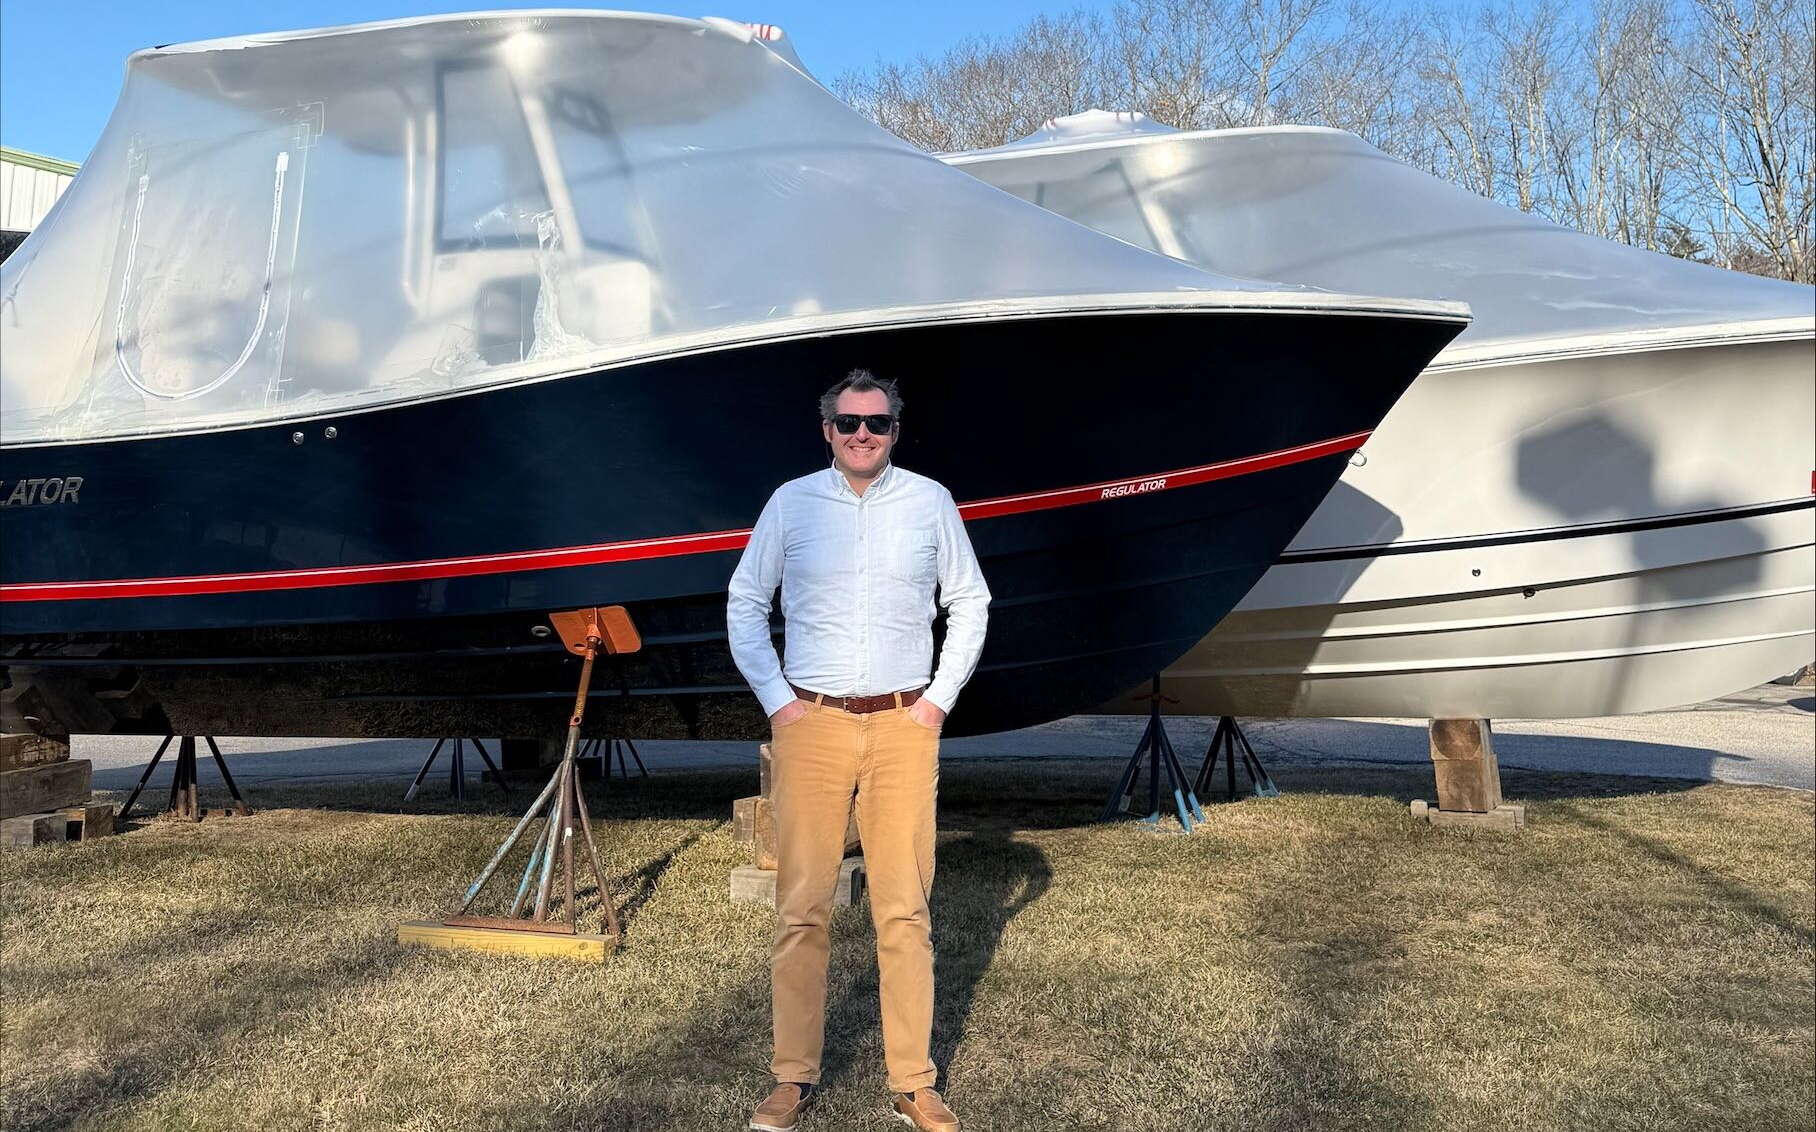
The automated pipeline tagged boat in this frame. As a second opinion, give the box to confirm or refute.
[0,18,1466,742]
[950,112,1815,719]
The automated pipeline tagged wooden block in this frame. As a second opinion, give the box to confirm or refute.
[2,813,66,848]
[0,759,92,820]
[753,796,778,869]
[1428,803,1526,834]
[0,734,69,774]
[837,855,866,904]
[730,858,866,908]
[759,743,773,798]
[61,802,115,841]
[730,864,778,905]
[1428,719,1502,813]
[397,920,616,961]
[732,795,759,844]
[741,794,859,861]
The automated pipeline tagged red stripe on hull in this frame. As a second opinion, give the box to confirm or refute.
[956,430,1369,520]
[1,430,1368,603]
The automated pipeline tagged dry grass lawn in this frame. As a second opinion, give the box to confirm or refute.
[1,758,1810,1131]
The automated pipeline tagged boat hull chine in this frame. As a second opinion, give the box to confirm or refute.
[1140,502,1815,719]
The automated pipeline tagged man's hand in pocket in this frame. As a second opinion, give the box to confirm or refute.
[771,699,810,728]
[907,698,945,730]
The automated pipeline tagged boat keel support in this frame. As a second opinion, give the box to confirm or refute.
[117,734,252,822]
[578,736,649,785]
[1104,677,1206,832]
[402,737,511,803]
[1192,716,1280,801]
[1410,719,1527,833]
[398,606,641,961]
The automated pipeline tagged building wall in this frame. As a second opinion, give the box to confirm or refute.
[0,148,78,232]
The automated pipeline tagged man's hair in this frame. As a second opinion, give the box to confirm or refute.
[819,369,903,422]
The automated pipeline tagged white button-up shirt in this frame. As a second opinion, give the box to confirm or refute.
[726,462,991,717]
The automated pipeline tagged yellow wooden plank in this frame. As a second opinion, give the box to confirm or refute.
[396,920,617,961]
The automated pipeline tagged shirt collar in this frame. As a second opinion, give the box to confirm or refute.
[828,459,894,500]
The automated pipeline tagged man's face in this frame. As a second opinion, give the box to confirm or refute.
[823,388,896,480]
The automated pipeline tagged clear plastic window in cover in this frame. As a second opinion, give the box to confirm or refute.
[7,12,1450,445]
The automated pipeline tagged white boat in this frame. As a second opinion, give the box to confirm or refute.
[950,113,1815,718]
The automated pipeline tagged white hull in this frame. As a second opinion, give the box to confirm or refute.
[947,119,1815,721]
[1141,335,1816,719]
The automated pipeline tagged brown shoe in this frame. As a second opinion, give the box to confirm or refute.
[750,1082,814,1131]
[891,1088,959,1132]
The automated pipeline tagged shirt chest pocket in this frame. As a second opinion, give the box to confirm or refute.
[881,526,938,586]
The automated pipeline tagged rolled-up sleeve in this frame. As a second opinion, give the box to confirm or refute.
[726,492,796,716]
[923,489,991,714]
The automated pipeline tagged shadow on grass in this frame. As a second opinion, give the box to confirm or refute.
[1244,878,1429,1128]
[1237,716,1763,793]
[1556,804,1815,950]
[101,760,1723,862]
[0,829,419,1132]
[576,817,1053,1126]
[818,830,1053,1089]
[9,935,407,1132]
[99,765,760,828]
[616,826,719,931]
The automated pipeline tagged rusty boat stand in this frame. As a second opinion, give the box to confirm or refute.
[117,735,252,822]
[398,606,640,962]
[402,737,511,803]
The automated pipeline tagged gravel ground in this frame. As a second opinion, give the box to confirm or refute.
[73,680,1814,794]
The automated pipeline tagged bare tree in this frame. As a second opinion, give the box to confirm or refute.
[834,0,1815,280]
[1672,0,1814,280]
[1229,0,1331,121]
[1283,3,1427,146]
[1102,0,1234,127]
[833,11,1111,151]
[1412,12,1500,197]
[1543,0,1687,247]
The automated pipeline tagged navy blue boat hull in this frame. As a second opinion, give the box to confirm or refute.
[0,310,1459,738]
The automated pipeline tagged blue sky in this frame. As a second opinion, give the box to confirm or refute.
[0,1,1114,163]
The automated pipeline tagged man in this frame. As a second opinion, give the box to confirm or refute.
[728,370,990,1132]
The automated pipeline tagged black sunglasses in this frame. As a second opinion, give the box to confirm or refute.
[829,413,897,435]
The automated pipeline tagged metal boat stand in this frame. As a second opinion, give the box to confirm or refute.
[117,735,252,822]
[1193,716,1280,802]
[579,736,648,785]
[403,738,510,802]
[397,606,641,961]
[1103,677,1207,832]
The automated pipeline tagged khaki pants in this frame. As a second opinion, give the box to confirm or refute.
[769,699,940,1093]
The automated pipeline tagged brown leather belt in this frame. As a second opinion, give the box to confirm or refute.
[790,682,923,714]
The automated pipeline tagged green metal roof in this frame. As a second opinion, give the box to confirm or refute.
[0,146,79,177]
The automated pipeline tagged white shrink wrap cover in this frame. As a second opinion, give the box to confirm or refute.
[951,114,1813,364]
[0,14,1463,444]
